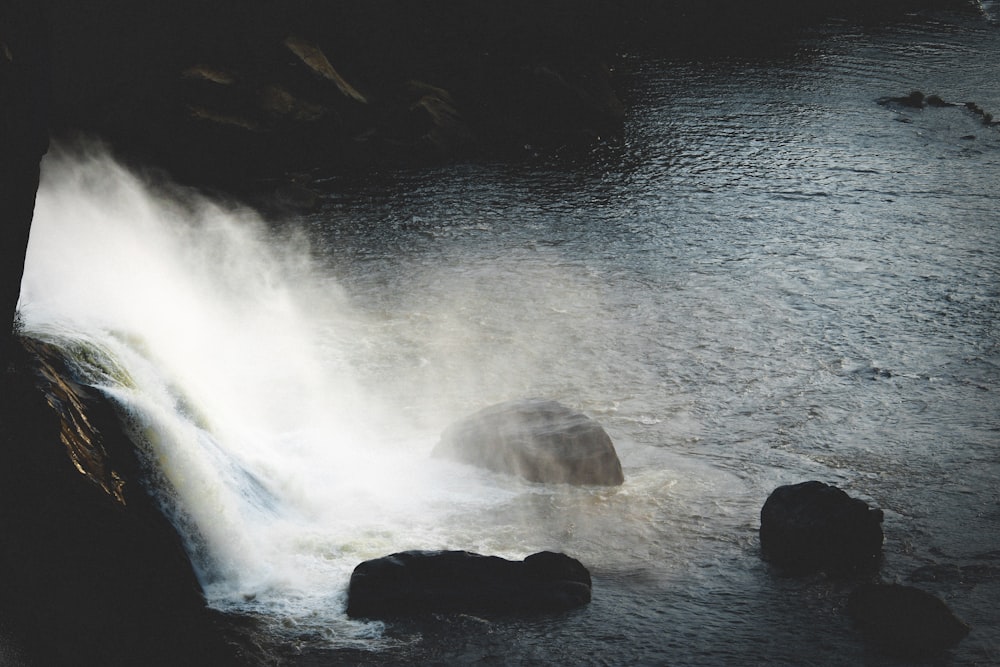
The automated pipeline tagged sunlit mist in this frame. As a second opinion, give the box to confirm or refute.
[21,148,515,634]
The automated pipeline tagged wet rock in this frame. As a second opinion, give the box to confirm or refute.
[39,0,629,192]
[283,34,368,105]
[877,90,959,110]
[877,92,998,128]
[377,80,474,158]
[433,398,624,486]
[759,480,883,575]
[966,101,997,126]
[0,337,241,665]
[878,90,929,109]
[346,550,591,619]
[847,583,970,656]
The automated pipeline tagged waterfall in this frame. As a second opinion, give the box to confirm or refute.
[18,148,520,642]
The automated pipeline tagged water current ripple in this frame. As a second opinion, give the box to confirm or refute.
[20,8,1000,666]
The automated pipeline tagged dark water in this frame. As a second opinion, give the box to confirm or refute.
[17,7,1000,667]
[287,9,1000,666]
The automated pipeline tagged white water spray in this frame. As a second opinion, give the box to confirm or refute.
[18,147,690,652]
[19,148,537,641]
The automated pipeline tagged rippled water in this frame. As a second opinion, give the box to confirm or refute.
[20,8,1000,667]
[290,10,1000,666]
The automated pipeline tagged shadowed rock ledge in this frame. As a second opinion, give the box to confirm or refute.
[44,0,629,193]
[38,0,981,195]
[0,338,245,666]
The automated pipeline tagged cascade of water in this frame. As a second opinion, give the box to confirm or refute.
[19,149,522,640]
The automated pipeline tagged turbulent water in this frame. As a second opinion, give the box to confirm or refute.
[20,7,1000,666]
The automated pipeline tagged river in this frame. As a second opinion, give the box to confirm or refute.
[21,6,1000,666]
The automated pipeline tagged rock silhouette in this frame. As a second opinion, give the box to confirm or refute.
[760,480,884,575]
[347,550,592,618]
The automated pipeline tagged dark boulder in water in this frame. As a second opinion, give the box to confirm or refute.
[760,480,884,575]
[847,583,970,656]
[433,398,625,486]
[346,550,591,619]
[877,90,959,110]
[878,90,931,109]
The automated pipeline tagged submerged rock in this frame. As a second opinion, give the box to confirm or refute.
[878,90,933,109]
[877,92,999,128]
[346,550,591,619]
[759,480,883,575]
[847,583,970,656]
[433,398,624,486]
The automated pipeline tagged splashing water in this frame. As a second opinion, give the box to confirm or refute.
[19,148,555,644]
[17,9,1000,663]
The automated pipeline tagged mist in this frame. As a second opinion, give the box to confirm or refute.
[18,147,635,643]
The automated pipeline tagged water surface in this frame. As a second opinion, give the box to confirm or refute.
[22,7,1000,666]
[296,10,1000,664]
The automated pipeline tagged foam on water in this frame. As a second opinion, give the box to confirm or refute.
[23,13,1000,660]
[19,148,565,642]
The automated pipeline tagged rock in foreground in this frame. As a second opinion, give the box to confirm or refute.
[848,583,970,656]
[433,399,624,486]
[346,550,591,619]
[760,480,884,574]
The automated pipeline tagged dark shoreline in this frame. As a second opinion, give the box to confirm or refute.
[40,0,983,198]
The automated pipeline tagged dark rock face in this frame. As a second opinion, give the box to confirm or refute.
[759,480,884,575]
[346,550,592,619]
[0,338,241,666]
[433,399,625,486]
[878,90,959,110]
[40,0,627,191]
[0,0,49,356]
[32,0,977,195]
[848,583,970,656]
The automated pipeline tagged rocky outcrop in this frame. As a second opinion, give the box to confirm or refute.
[0,338,242,666]
[877,91,999,129]
[877,90,954,109]
[847,583,970,656]
[346,550,591,619]
[40,0,977,195]
[0,0,49,356]
[759,481,884,575]
[41,0,628,193]
[433,399,625,486]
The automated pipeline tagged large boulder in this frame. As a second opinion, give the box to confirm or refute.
[346,550,591,619]
[847,583,970,656]
[759,480,884,575]
[433,399,624,486]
